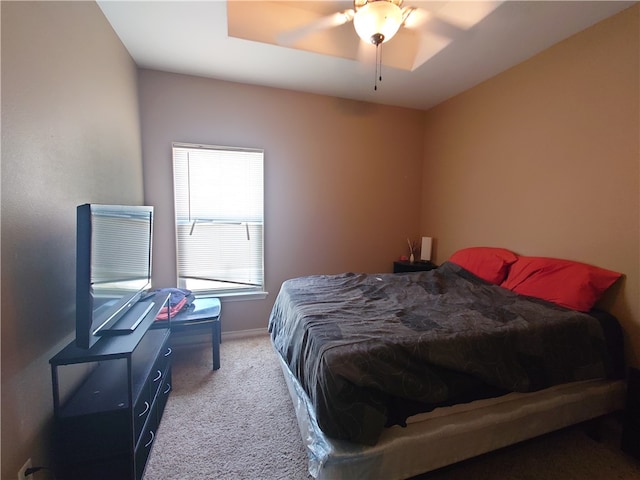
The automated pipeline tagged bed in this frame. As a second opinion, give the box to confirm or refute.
[268,248,625,479]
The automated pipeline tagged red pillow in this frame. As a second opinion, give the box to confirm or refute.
[449,247,519,284]
[501,256,621,312]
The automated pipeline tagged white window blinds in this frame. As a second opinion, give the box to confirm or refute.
[173,143,264,295]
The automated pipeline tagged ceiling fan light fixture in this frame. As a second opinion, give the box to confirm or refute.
[353,1,403,46]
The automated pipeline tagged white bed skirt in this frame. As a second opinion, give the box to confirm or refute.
[276,354,625,480]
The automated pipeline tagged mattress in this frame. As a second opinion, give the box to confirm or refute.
[276,351,625,480]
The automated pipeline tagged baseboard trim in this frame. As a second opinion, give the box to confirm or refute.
[171,327,269,348]
[222,328,268,340]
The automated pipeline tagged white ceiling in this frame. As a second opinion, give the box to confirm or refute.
[97,1,635,111]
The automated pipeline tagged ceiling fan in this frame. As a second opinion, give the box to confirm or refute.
[225,1,502,90]
[278,0,490,90]
[278,0,465,50]
[276,0,473,89]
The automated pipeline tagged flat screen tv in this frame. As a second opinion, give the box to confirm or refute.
[76,204,154,349]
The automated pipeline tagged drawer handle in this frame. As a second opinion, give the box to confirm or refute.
[138,401,150,417]
[153,370,162,382]
[164,347,172,357]
[164,384,171,395]
[144,430,155,448]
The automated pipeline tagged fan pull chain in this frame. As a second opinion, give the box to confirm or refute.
[374,43,379,90]
[374,43,383,91]
[379,43,383,83]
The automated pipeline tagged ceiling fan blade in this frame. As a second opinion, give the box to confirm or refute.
[403,1,502,37]
[277,9,354,47]
[402,7,466,39]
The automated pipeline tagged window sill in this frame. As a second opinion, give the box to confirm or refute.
[197,291,268,302]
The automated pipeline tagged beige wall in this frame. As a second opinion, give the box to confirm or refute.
[1,2,143,477]
[139,70,426,332]
[421,5,640,365]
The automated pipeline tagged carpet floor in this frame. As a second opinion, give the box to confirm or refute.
[143,334,640,480]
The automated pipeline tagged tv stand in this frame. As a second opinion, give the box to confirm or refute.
[50,292,171,480]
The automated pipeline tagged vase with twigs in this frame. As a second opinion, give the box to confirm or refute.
[407,238,420,263]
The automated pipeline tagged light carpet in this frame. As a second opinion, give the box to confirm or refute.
[144,334,640,480]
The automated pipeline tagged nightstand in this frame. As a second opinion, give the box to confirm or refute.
[393,260,437,273]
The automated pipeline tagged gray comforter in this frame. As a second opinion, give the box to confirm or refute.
[268,262,614,445]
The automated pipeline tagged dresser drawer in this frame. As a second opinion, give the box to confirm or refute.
[157,367,172,423]
[150,343,172,399]
[149,366,164,400]
[135,405,158,480]
[133,394,152,442]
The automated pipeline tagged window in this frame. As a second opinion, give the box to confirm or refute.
[173,143,265,297]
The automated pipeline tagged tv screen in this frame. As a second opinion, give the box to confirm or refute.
[76,204,153,349]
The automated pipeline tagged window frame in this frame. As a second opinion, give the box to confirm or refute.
[172,142,267,300]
